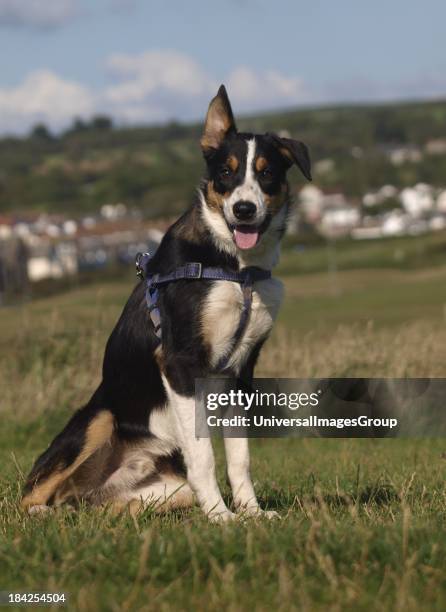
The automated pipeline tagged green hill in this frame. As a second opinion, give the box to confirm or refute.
[1,98,446,217]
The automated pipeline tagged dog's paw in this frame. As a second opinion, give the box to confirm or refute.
[208,509,237,524]
[257,509,280,520]
[27,504,53,516]
[237,506,281,520]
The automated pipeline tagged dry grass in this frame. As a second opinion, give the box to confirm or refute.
[0,267,445,611]
[260,321,446,378]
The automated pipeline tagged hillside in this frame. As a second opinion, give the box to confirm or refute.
[1,98,446,217]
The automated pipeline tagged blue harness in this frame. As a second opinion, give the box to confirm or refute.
[135,252,272,371]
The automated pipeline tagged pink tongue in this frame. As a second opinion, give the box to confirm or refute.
[234,227,259,250]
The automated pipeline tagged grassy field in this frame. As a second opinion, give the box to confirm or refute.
[1,246,446,610]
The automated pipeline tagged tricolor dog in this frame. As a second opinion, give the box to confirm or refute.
[21,85,311,521]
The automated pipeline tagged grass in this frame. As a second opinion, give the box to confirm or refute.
[1,249,446,611]
[280,230,446,276]
[2,440,446,611]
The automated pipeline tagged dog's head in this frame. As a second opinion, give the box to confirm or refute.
[200,85,311,256]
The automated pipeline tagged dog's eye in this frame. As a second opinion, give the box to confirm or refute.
[219,167,232,179]
[260,167,273,179]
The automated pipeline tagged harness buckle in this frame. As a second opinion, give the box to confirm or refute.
[135,252,144,278]
[136,251,151,279]
[184,262,202,279]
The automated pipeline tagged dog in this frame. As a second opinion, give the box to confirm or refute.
[21,85,311,521]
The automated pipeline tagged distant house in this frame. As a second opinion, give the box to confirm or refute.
[298,185,325,223]
[0,206,171,294]
[429,215,446,231]
[385,145,422,166]
[75,219,163,270]
[297,185,361,238]
[363,184,398,208]
[351,225,383,240]
[313,158,335,176]
[27,239,78,282]
[319,207,360,238]
[381,211,409,236]
[425,139,446,156]
[400,184,434,217]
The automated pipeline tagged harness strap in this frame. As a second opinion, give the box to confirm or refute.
[214,274,254,372]
[150,262,271,286]
[136,252,271,371]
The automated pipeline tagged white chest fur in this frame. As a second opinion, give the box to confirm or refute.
[201,277,284,374]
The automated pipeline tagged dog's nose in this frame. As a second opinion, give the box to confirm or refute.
[233,201,257,221]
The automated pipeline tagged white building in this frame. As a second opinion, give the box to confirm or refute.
[425,139,446,155]
[363,184,398,207]
[399,184,434,217]
[298,185,325,222]
[320,207,360,238]
[381,211,409,236]
[388,145,422,166]
[27,240,78,282]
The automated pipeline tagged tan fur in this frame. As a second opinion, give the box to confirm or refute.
[255,156,268,172]
[277,146,294,164]
[154,344,165,371]
[227,155,239,172]
[206,181,229,212]
[21,411,115,509]
[201,278,284,374]
[200,92,235,151]
[52,441,117,505]
[21,471,71,510]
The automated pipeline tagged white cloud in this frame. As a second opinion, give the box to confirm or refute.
[0,70,95,133]
[10,50,445,135]
[103,50,307,123]
[0,0,78,28]
[226,66,307,110]
[0,52,312,133]
[106,50,214,99]
[104,50,216,122]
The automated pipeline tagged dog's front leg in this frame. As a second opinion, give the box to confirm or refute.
[163,376,234,522]
[224,437,279,519]
[224,437,258,512]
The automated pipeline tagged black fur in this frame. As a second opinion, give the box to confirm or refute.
[22,85,311,510]
[205,132,307,197]
[22,206,249,496]
[267,133,312,181]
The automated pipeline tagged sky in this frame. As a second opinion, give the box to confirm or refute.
[0,0,445,135]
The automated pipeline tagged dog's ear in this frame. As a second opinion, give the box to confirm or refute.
[201,85,237,154]
[268,133,312,181]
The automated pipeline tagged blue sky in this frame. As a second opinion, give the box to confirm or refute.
[0,0,445,134]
